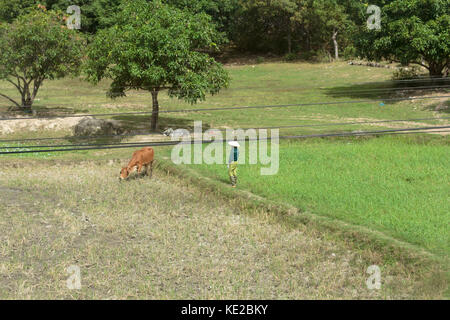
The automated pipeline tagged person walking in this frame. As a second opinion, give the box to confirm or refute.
[228,141,240,188]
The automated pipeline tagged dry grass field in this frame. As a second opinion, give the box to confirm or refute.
[0,160,445,299]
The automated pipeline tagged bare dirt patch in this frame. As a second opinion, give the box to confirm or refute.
[291,113,450,135]
[0,116,89,135]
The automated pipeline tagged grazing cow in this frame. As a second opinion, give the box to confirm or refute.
[120,147,154,180]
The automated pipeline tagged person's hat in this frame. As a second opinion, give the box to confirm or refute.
[228,141,240,147]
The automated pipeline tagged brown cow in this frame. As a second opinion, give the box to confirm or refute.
[120,147,154,180]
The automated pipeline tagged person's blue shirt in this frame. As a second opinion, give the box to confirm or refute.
[229,147,239,164]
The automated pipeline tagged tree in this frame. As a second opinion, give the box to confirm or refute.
[355,0,450,76]
[0,0,37,23]
[0,7,84,111]
[0,0,123,34]
[85,0,230,131]
[310,0,352,60]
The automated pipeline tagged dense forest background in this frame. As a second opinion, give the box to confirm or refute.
[0,0,449,72]
[0,0,389,60]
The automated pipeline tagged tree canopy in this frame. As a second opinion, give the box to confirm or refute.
[1,0,448,68]
[0,7,84,110]
[355,0,450,76]
[84,0,229,130]
[0,0,122,34]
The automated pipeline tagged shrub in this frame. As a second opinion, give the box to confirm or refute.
[342,46,357,60]
[283,53,299,62]
[392,66,422,80]
[256,56,265,64]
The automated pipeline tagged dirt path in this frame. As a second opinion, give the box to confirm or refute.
[0,161,441,299]
[0,116,88,135]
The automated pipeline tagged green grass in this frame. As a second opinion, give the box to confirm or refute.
[0,142,60,159]
[160,135,450,257]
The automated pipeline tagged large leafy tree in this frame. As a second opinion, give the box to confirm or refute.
[0,7,84,110]
[355,0,450,76]
[85,0,230,131]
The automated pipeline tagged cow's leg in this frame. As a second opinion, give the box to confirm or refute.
[137,163,143,176]
[143,164,149,176]
[148,161,153,179]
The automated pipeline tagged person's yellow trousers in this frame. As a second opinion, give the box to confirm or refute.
[228,161,238,186]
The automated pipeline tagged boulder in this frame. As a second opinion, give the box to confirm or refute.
[162,127,191,139]
[162,128,174,137]
[73,117,125,137]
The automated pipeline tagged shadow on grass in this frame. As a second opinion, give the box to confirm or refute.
[62,115,209,145]
[322,78,450,102]
[0,105,89,118]
[423,100,450,114]
[119,172,153,182]
[111,115,212,132]
[218,176,231,185]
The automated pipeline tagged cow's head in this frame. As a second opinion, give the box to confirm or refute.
[119,167,129,180]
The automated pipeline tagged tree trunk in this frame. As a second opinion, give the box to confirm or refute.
[150,89,159,131]
[0,77,41,112]
[20,81,33,112]
[332,29,339,60]
[21,96,32,111]
[327,50,332,62]
[20,79,41,112]
[287,25,292,54]
[307,32,311,51]
[427,61,444,77]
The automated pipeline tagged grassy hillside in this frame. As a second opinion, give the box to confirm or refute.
[0,62,448,142]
